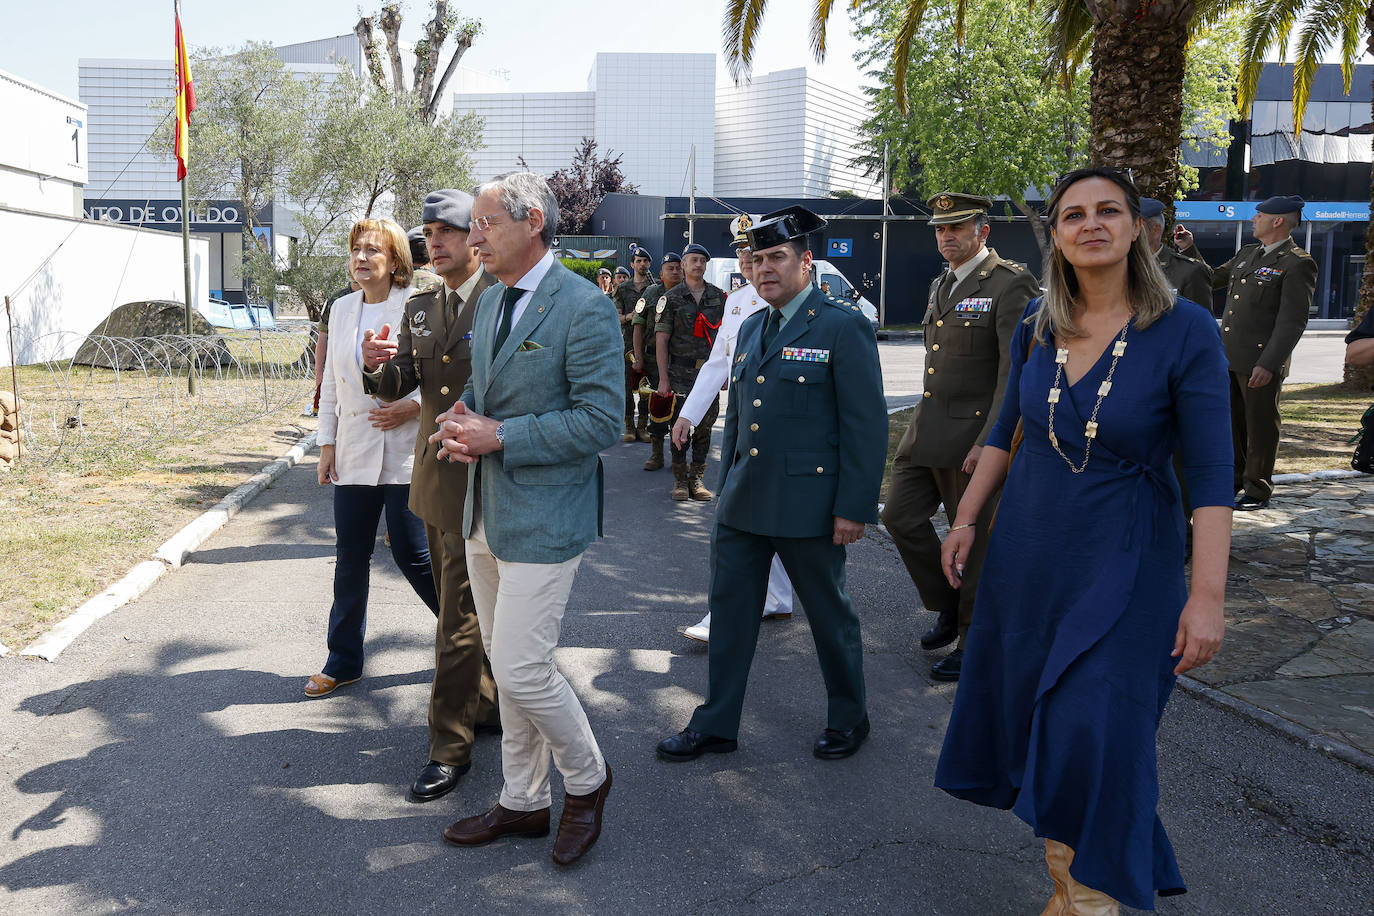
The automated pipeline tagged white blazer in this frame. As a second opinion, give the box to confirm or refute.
[317,285,421,486]
[679,282,768,426]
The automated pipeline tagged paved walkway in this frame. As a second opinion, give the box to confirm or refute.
[1194,475,1374,759]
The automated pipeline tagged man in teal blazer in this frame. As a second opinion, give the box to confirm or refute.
[657,206,889,763]
[426,172,621,867]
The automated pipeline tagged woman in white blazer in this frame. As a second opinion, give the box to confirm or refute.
[306,218,439,698]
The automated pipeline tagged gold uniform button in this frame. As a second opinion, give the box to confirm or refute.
[756,375,765,383]
[1233,294,1240,300]
[753,398,762,407]
[816,466,824,474]
[412,348,418,356]
[932,344,940,351]
[1223,326,1230,331]
[749,423,759,431]
[797,375,805,383]
[749,447,758,456]
[964,321,971,327]
[1240,278,1246,284]
[927,368,935,375]
[923,391,932,399]
[975,410,982,417]
[442,355,451,364]
[936,320,944,327]
[440,385,450,395]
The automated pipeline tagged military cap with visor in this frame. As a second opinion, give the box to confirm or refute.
[421,188,474,230]
[927,192,993,226]
[745,205,828,251]
[730,213,757,246]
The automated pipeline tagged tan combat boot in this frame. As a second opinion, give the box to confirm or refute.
[643,436,665,471]
[688,462,713,501]
[622,422,636,443]
[635,402,652,442]
[671,463,690,501]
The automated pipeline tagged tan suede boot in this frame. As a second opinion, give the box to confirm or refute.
[671,463,690,500]
[643,436,664,471]
[622,422,636,442]
[688,462,713,501]
[635,399,652,442]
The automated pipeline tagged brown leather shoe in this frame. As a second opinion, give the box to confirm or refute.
[551,763,611,866]
[442,802,550,847]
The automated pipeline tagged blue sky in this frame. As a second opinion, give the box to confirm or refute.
[1,0,868,101]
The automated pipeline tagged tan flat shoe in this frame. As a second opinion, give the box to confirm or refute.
[304,673,359,698]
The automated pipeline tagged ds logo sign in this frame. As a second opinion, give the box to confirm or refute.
[828,239,853,257]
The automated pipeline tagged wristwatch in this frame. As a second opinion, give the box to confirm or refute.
[495,422,505,446]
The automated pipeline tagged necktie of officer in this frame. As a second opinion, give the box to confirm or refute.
[445,289,460,323]
[761,306,783,351]
[938,271,955,308]
[493,286,523,355]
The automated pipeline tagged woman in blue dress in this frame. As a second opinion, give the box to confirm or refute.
[936,168,1233,914]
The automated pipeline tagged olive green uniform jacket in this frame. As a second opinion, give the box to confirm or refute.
[362,269,497,532]
[1183,237,1317,376]
[1156,245,1212,311]
[904,249,1040,467]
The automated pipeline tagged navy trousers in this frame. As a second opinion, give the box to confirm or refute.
[323,484,439,681]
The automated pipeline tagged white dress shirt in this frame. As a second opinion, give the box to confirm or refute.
[503,249,555,330]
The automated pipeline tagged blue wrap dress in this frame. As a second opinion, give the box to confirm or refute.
[934,298,1233,911]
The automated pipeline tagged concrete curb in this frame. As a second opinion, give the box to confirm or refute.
[18,430,318,662]
[1176,676,1374,775]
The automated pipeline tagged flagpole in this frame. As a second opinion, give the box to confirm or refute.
[176,0,196,394]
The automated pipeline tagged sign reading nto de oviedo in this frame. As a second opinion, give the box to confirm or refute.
[83,199,247,231]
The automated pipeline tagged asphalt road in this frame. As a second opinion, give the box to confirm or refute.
[2,432,1372,914]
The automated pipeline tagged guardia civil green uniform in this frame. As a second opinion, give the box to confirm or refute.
[655,256,727,499]
[880,194,1039,677]
[1182,196,1317,504]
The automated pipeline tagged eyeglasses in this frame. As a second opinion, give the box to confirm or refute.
[471,214,500,231]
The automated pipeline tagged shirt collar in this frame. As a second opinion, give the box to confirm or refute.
[950,247,991,285]
[447,265,486,302]
[511,248,555,294]
[1262,237,1290,256]
[770,286,811,327]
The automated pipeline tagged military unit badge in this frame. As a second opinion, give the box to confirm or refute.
[635,299,646,314]
[655,296,667,315]
[934,194,953,212]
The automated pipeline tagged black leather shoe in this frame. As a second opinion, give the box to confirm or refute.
[813,715,870,760]
[1235,495,1270,511]
[931,648,964,682]
[919,612,958,651]
[656,728,738,762]
[409,760,471,802]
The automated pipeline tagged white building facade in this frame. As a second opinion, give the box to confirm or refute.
[0,69,88,218]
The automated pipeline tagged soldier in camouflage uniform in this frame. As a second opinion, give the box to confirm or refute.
[633,251,682,470]
[613,246,657,442]
[655,243,727,501]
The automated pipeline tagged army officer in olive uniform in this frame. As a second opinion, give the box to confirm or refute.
[1176,195,1318,510]
[657,206,888,763]
[613,246,656,441]
[361,188,501,802]
[1140,198,1212,310]
[880,192,1039,683]
[631,252,682,471]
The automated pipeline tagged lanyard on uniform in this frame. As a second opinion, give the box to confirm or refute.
[693,311,721,348]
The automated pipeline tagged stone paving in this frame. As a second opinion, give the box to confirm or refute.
[1191,474,1374,759]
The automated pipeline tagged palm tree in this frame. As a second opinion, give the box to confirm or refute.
[1232,0,1371,385]
[722,0,1229,203]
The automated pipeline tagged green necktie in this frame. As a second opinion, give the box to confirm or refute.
[762,307,783,351]
[493,286,522,355]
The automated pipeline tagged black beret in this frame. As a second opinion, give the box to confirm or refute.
[407,225,426,242]
[746,206,827,251]
[597,267,612,277]
[683,243,710,259]
[421,188,474,230]
[1256,195,1304,216]
[631,246,651,259]
[1139,198,1165,219]
[614,265,631,277]
[661,251,681,265]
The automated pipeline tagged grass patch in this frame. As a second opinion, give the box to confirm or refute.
[0,408,313,651]
[880,382,1370,497]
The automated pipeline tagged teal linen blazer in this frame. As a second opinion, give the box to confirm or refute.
[460,260,624,562]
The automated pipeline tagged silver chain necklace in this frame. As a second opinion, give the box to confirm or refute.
[1046,319,1132,474]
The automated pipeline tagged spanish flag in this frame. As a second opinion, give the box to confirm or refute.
[174,1,196,181]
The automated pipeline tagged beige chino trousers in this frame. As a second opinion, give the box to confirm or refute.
[466,511,606,812]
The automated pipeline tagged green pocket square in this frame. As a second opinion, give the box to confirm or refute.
[517,340,545,352]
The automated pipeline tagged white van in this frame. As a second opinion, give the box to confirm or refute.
[704,257,879,329]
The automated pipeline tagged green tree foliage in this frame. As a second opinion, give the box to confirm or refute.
[158,46,482,321]
[854,0,1089,255]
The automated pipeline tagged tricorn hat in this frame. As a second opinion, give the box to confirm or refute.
[745,206,827,251]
